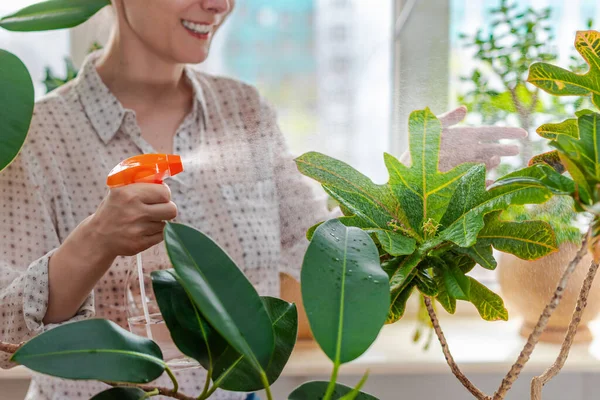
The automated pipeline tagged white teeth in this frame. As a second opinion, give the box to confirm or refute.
[182,20,212,34]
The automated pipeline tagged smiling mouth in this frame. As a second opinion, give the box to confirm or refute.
[181,19,213,36]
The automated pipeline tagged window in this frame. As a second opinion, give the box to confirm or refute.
[0,0,70,98]
[200,1,395,182]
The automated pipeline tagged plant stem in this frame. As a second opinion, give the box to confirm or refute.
[165,365,179,394]
[531,260,600,400]
[141,388,160,399]
[199,357,244,400]
[493,228,591,400]
[323,363,341,400]
[424,297,491,400]
[197,366,212,400]
[104,382,195,400]
[259,371,273,400]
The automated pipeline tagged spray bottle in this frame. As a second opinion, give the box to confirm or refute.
[106,154,184,339]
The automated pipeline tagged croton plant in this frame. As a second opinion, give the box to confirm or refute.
[296,107,566,323]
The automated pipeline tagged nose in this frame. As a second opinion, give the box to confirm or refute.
[202,0,231,14]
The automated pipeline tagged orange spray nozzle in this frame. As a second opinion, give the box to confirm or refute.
[106,154,184,188]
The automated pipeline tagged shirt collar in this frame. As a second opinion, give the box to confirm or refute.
[74,50,208,145]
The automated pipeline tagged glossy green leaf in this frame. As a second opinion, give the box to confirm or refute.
[315,215,417,256]
[151,269,227,368]
[288,381,379,400]
[477,211,558,260]
[528,151,565,174]
[90,388,147,400]
[0,50,34,172]
[0,0,110,31]
[11,319,164,383]
[295,152,419,247]
[449,253,478,274]
[456,244,496,270]
[374,229,417,256]
[384,108,476,233]
[164,222,274,373]
[415,269,438,297]
[468,277,509,321]
[572,112,600,179]
[302,220,389,364]
[536,118,579,140]
[527,31,600,108]
[435,274,456,314]
[212,297,298,392]
[387,281,415,324]
[383,251,423,292]
[490,164,576,197]
[440,164,555,248]
[558,152,592,205]
[441,261,471,301]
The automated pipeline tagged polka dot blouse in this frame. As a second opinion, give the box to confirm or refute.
[0,51,337,399]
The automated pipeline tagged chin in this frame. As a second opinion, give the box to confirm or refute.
[173,47,210,65]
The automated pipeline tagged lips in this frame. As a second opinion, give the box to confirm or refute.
[181,19,213,35]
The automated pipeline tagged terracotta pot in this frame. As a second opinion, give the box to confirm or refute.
[497,243,600,343]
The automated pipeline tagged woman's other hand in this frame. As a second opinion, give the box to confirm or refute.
[89,183,178,258]
[437,105,527,172]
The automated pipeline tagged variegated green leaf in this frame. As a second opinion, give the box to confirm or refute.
[439,165,555,248]
[528,151,565,174]
[383,251,423,292]
[557,152,592,205]
[477,211,558,260]
[527,31,600,108]
[415,269,438,297]
[307,216,417,256]
[295,152,418,244]
[435,274,456,314]
[441,262,471,301]
[536,119,579,140]
[468,278,508,321]
[387,281,415,324]
[384,108,476,234]
[456,244,497,270]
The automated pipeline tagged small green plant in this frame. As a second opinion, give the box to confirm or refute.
[484,29,600,399]
[43,42,103,93]
[8,220,384,400]
[295,107,566,324]
[506,29,600,236]
[458,0,592,171]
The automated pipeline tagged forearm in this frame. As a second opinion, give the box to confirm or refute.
[44,216,116,324]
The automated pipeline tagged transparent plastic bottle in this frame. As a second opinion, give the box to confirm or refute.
[125,244,199,370]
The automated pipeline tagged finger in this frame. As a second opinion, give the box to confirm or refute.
[480,143,520,157]
[486,155,501,170]
[485,179,495,187]
[133,183,172,204]
[140,221,166,236]
[146,201,178,221]
[438,105,467,128]
[142,231,165,249]
[445,126,528,141]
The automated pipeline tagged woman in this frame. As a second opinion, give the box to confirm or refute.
[0,0,524,399]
